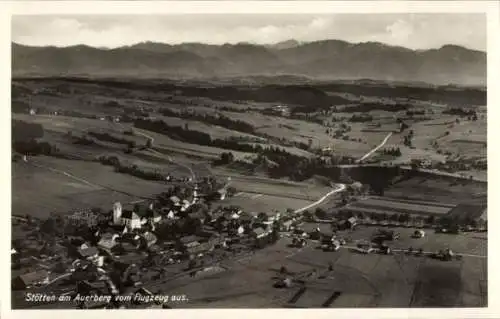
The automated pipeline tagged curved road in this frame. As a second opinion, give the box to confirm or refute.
[132,128,196,181]
[356,132,393,163]
[294,183,346,214]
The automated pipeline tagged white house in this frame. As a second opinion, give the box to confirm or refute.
[217,189,227,201]
[237,226,245,236]
[167,210,175,219]
[121,211,142,230]
[181,200,191,212]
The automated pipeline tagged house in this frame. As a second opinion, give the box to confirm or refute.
[12,270,49,290]
[413,229,426,238]
[149,211,162,224]
[179,235,201,249]
[166,210,176,219]
[121,211,142,230]
[97,233,119,252]
[217,189,227,200]
[281,220,294,231]
[186,241,213,256]
[347,217,357,229]
[181,200,191,212]
[237,225,245,236]
[252,227,269,239]
[77,246,103,267]
[78,246,99,259]
[170,196,181,206]
[141,232,158,248]
[337,217,357,230]
[239,213,254,225]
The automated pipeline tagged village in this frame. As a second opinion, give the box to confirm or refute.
[11,168,488,309]
[11,174,310,309]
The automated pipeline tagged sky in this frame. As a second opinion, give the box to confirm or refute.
[11,14,486,51]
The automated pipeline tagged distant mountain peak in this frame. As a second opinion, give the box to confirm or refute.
[11,40,486,86]
[267,39,302,50]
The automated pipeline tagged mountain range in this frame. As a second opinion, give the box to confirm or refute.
[11,40,486,86]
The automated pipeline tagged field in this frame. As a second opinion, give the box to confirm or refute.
[12,161,140,218]
[384,175,487,205]
[342,197,456,217]
[11,77,487,309]
[151,229,486,308]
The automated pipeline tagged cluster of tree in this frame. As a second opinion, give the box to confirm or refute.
[98,155,166,181]
[12,120,44,142]
[349,114,374,123]
[316,83,486,107]
[13,140,59,156]
[159,108,256,134]
[72,135,97,146]
[406,110,425,116]
[215,152,235,165]
[382,147,402,157]
[101,100,122,108]
[134,118,212,145]
[216,106,252,113]
[87,131,136,148]
[340,102,409,113]
[442,107,478,118]
[12,120,59,155]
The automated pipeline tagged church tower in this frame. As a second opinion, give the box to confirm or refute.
[113,202,122,225]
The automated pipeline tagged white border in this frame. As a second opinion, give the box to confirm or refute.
[1,1,499,319]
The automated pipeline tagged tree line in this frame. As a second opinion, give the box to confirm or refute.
[159,108,255,135]
[97,155,166,182]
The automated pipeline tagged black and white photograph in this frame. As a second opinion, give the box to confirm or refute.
[5,1,495,313]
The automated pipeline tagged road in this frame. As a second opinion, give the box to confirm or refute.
[301,238,486,259]
[293,184,346,214]
[356,132,393,163]
[132,128,197,181]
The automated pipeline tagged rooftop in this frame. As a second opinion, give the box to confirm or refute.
[18,270,49,285]
[78,246,99,257]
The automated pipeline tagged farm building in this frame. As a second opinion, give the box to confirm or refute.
[413,229,426,238]
[337,217,357,230]
[178,235,202,250]
[252,227,270,239]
